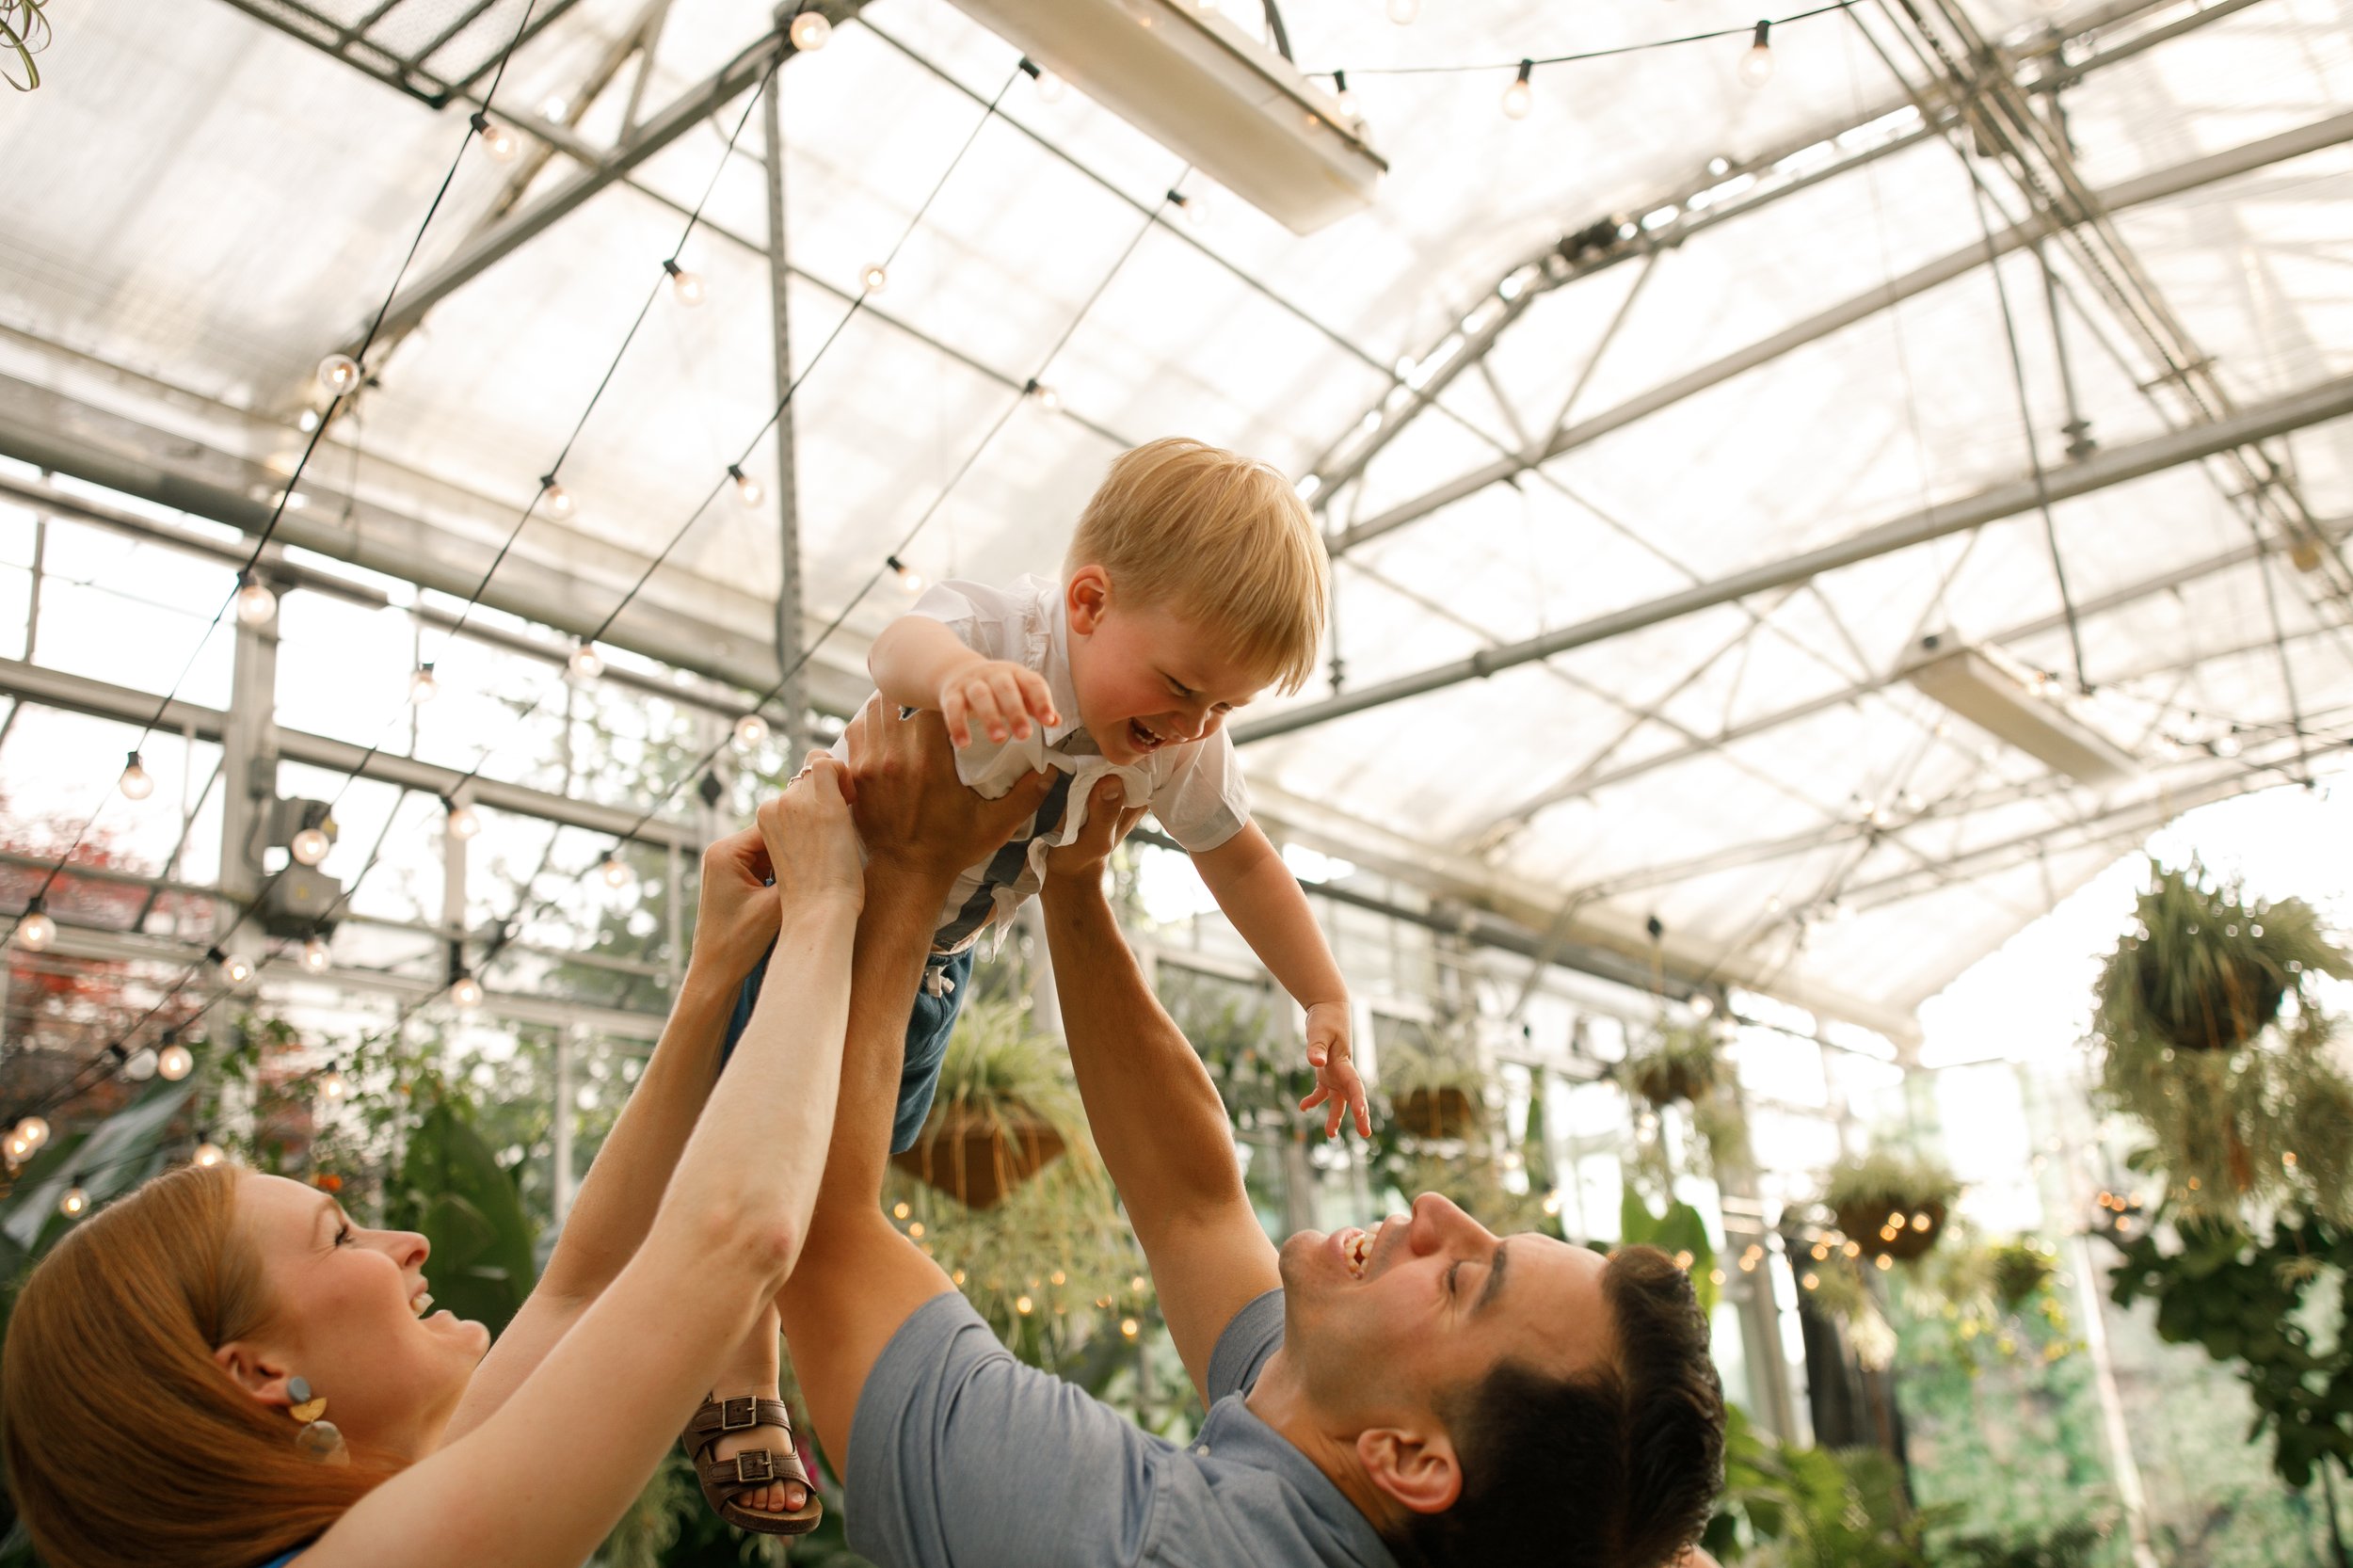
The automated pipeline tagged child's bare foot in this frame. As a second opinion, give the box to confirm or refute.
[682,1390,819,1534]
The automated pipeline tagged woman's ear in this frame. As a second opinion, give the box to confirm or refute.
[1065,566,1111,635]
[1355,1425,1462,1516]
[213,1341,297,1411]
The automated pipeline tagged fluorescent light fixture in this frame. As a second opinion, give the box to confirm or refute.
[944,0,1386,233]
[1903,635,2139,785]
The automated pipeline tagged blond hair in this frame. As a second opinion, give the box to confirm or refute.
[2,1165,397,1568]
[1064,438,1329,695]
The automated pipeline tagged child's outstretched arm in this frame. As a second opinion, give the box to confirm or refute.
[1191,822,1369,1139]
[869,614,1058,748]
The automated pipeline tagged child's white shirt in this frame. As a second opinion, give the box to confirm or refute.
[891,575,1253,954]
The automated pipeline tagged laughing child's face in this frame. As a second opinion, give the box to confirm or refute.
[1064,565,1272,765]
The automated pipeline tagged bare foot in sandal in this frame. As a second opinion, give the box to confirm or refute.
[682,1390,822,1535]
[708,1388,809,1517]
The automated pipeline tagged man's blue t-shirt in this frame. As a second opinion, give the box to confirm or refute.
[847,1288,1399,1567]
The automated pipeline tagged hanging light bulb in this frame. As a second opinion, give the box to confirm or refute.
[316,353,361,398]
[1501,59,1534,120]
[15,898,55,952]
[212,947,253,986]
[119,750,155,801]
[1385,0,1417,22]
[1690,993,1715,1017]
[859,262,888,294]
[319,1063,347,1102]
[598,852,633,890]
[1025,379,1061,412]
[408,664,440,705]
[568,642,604,681]
[300,935,330,972]
[291,826,331,866]
[728,464,765,508]
[540,475,575,518]
[887,554,925,596]
[444,798,481,840]
[16,1116,49,1152]
[194,1138,226,1168]
[58,1187,88,1219]
[788,8,831,50]
[664,259,707,308]
[452,971,485,1010]
[1035,67,1066,101]
[733,712,770,751]
[481,120,520,162]
[1333,70,1358,122]
[158,1040,195,1081]
[1739,20,1775,88]
[234,571,278,626]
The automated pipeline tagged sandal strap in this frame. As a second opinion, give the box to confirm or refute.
[697,1445,813,1493]
[688,1396,793,1443]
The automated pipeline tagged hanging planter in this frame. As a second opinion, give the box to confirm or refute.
[1383,1048,1485,1142]
[2092,859,2353,1224]
[1989,1238,2057,1311]
[1825,1147,1960,1263]
[891,1000,1080,1210]
[1624,1021,1721,1109]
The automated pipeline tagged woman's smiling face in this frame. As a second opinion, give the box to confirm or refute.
[221,1173,488,1460]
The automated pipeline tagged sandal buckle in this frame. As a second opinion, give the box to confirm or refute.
[733,1451,776,1484]
[719,1397,760,1432]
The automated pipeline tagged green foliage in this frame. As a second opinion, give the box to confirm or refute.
[1624,1020,1722,1109]
[385,1093,540,1337]
[2092,859,2353,1226]
[924,997,1084,1149]
[1826,1147,1962,1217]
[1619,1184,1717,1313]
[1707,1406,1941,1567]
[2107,1208,2353,1492]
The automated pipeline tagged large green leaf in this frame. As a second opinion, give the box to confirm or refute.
[390,1096,538,1336]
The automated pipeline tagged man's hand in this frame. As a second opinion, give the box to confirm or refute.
[1297,1002,1371,1141]
[682,826,782,991]
[843,698,1054,881]
[1042,777,1148,888]
[940,657,1059,748]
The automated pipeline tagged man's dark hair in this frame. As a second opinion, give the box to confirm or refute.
[1393,1244,1726,1568]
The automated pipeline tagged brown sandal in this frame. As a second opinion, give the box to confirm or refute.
[680,1395,823,1536]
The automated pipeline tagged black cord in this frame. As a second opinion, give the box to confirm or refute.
[1311,2,1855,77]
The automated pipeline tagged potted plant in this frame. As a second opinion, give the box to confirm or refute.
[1825,1146,1960,1262]
[1623,1020,1721,1109]
[1988,1237,2057,1311]
[1383,1047,1485,1142]
[2092,861,2353,1222]
[893,1000,1079,1209]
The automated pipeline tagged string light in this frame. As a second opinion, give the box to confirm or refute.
[1024,378,1061,412]
[291,825,331,866]
[568,642,604,681]
[1690,992,1715,1017]
[887,554,925,595]
[598,851,633,889]
[408,664,440,705]
[1120,1317,1140,1338]
[1165,188,1209,227]
[452,970,485,1010]
[728,464,765,508]
[664,259,707,308]
[860,263,888,294]
[158,1038,195,1080]
[1385,0,1418,23]
[733,712,770,751]
[15,1116,49,1152]
[16,895,56,952]
[210,947,253,986]
[194,1137,226,1168]
[1015,1294,1034,1315]
[58,1187,88,1219]
[1739,21,1775,88]
[300,935,331,972]
[118,749,154,801]
[444,797,481,840]
[1500,59,1534,120]
[234,571,278,626]
[319,1061,347,1102]
[788,9,831,51]
[540,475,575,518]
[1333,70,1358,121]
[316,354,361,398]
[480,120,520,162]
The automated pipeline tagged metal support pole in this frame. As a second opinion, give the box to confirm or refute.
[552,1024,580,1225]
[218,569,281,980]
[2070,1227,2160,1568]
[760,68,807,760]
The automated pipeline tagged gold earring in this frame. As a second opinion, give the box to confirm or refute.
[285,1376,349,1465]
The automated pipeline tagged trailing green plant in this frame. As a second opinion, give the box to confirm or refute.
[1935,1519,2107,1568]
[1826,1146,1961,1261]
[2106,1205,2353,1491]
[1624,1020,1722,1109]
[0,0,50,91]
[1987,1239,2057,1312]
[1704,1406,1943,1566]
[2092,860,2353,1225]
[921,997,1086,1150]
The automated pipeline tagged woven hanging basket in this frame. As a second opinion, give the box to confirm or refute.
[891,1104,1067,1209]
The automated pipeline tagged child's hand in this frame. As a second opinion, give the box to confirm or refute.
[940,659,1060,748]
[1297,1001,1370,1140]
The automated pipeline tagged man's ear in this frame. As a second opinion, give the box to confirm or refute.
[212,1341,297,1411]
[1065,566,1111,635]
[1356,1425,1462,1516]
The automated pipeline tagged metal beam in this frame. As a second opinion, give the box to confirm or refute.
[1332,108,2353,556]
[356,3,863,350]
[0,656,699,851]
[1236,369,2353,744]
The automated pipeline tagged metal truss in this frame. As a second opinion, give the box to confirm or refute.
[213,0,588,108]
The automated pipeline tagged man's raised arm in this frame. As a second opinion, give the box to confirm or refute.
[1039,781,1280,1402]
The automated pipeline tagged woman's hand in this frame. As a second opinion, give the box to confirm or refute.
[683,826,782,991]
[1041,778,1148,888]
[757,754,866,914]
[843,698,1053,882]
